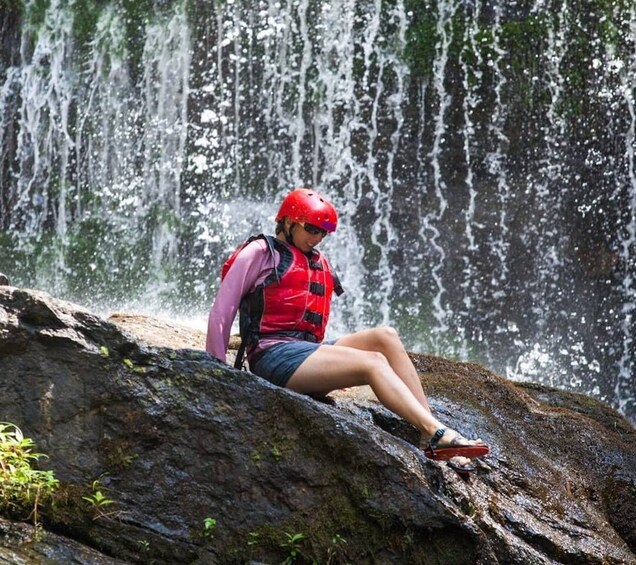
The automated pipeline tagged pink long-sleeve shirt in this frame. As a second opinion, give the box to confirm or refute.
[206,238,282,363]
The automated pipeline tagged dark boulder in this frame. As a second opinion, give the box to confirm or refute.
[0,286,634,564]
[0,517,126,564]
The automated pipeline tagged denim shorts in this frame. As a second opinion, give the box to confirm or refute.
[250,340,334,388]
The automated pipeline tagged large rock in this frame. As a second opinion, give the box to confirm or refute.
[0,517,126,564]
[0,286,634,564]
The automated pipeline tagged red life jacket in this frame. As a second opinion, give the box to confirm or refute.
[222,235,343,351]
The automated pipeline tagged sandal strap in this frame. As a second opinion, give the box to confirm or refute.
[428,428,446,453]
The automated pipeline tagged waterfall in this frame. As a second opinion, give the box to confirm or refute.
[613,3,636,418]
[421,0,456,344]
[457,0,482,361]
[509,0,573,387]
[187,0,410,332]
[1,0,634,423]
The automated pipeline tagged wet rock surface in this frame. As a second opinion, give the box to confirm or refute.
[0,517,127,564]
[0,286,634,564]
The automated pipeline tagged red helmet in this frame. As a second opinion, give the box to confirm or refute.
[275,188,338,232]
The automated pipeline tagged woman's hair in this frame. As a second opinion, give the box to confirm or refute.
[275,219,286,235]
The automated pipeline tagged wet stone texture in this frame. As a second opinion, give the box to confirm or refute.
[0,517,127,564]
[0,287,634,564]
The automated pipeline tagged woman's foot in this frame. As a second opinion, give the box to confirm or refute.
[436,428,485,447]
[421,428,489,460]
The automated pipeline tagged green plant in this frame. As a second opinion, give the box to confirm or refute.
[280,532,305,564]
[327,533,348,564]
[82,477,117,520]
[138,539,150,552]
[202,516,217,539]
[246,530,260,560]
[247,530,260,546]
[0,422,59,527]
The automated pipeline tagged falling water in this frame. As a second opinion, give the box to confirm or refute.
[613,3,636,418]
[0,0,634,422]
[420,0,456,345]
[457,0,482,361]
[186,0,411,332]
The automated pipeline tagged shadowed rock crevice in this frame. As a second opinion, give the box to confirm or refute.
[0,287,634,564]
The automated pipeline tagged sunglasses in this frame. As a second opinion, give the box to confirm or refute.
[301,223,328,237]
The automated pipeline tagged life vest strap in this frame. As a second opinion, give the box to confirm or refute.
[259,330,319,343]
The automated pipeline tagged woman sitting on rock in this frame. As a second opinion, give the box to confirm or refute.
[206,188,489,474]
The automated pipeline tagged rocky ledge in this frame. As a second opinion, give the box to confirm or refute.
[0,286,634,564]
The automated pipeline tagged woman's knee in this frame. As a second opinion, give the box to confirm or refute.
[359,350,391,382]
[334,326,404,355]
[370,326,403,350]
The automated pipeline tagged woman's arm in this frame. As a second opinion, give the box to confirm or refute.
[205,239,275,362]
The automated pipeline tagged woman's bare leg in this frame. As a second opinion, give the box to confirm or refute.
[286,341,483,450]
[286,344,443,437]
[333,327,431,411]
